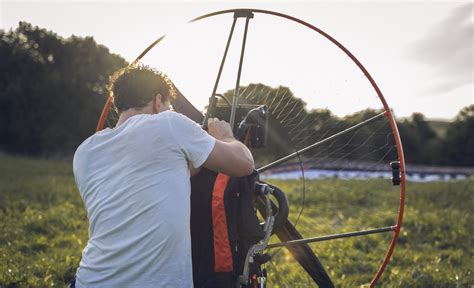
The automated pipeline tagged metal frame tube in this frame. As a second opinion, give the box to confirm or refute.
[230,16,252,129]
[202,17,238,129]
[267,226,396,248]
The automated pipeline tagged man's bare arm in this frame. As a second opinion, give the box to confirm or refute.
[189,162,201,177]
[202,118,255,177]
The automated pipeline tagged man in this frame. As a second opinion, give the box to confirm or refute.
[72,66,254,287]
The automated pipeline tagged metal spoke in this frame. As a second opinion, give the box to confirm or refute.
[257,112,386,173]
[267,226,396,248]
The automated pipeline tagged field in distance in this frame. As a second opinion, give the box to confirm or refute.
[0,155,472,287]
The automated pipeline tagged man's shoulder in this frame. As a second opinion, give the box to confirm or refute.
[136,111,190,125]
[74,133,96,155]
[164,111,194,121]
[166,111,201,128]
[120,111,198,128]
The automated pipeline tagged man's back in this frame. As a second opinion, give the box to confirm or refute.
[73,111,215,287]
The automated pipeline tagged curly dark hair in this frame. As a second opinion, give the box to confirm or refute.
[111,65,175,113]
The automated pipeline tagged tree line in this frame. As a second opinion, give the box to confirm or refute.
[219,84,473,167]
[0,22,472,167]
[0,22,127,155]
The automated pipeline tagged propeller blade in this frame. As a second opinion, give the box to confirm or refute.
[170,84,204,124]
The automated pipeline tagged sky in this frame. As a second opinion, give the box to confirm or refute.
[1,0,472,120]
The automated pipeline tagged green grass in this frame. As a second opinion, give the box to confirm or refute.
[0,155,88,287]
[0,155,472,287]
[265,179,473,287]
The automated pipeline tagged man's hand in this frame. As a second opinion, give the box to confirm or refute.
[207,118,234,141]
[203,118,255,177]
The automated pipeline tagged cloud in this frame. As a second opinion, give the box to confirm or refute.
[408,2,473,93]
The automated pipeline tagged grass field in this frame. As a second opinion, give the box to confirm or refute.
[0,154,472,287]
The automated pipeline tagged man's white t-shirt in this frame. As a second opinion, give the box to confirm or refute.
[73,111,215,288]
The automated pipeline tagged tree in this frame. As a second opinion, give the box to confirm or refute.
[396,113,439,164]
[218,84,304,166]
[441,105,474,166]
[0,22,127,155]
[219,84,396,166]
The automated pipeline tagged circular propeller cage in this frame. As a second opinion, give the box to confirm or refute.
[96,8,406,287]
